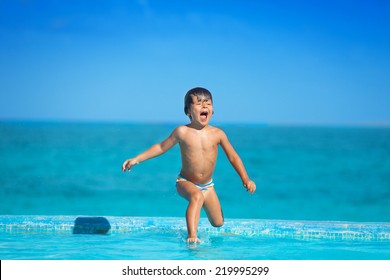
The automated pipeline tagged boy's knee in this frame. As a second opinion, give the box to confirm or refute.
[211,210,224,227]
[211,219,224,228]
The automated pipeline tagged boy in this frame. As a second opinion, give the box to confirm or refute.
[122,87,256,243]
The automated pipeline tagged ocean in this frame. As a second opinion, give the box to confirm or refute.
[0,121,389,222]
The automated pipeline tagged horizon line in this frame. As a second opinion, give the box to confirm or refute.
[1,117,390,128]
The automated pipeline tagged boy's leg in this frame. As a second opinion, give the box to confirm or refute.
[176,181,204,242]
[203,188,224,227]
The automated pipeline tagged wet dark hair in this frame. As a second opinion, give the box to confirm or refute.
[184,87,213,118]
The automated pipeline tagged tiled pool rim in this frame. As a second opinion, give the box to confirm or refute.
[1,215,389,241]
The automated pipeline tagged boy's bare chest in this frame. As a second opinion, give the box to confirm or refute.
[180,134,218,152]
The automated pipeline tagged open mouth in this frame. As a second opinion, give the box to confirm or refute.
[200,111,208,121]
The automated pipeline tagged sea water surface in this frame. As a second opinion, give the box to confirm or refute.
[0,121,389,259]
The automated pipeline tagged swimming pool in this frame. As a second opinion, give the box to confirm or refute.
[1,215,389,260]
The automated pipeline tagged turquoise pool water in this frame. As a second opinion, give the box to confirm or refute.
[1,122,389,222]
[1,215,389,260]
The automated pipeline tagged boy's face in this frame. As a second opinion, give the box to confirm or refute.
[187,94,213,126]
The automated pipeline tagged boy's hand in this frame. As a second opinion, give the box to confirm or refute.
[243,180,256,194]
[122,158,139,172]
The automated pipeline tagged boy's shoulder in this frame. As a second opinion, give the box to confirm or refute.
[206,125,225,134]
[173,124,189,133]
[170,125,188,138]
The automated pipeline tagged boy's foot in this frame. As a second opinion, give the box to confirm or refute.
[187,236,201,243]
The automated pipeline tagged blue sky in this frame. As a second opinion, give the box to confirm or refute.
[1,0,389,125]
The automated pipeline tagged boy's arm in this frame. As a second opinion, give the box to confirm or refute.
[122,128,180,172]
[219,130,256,194]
